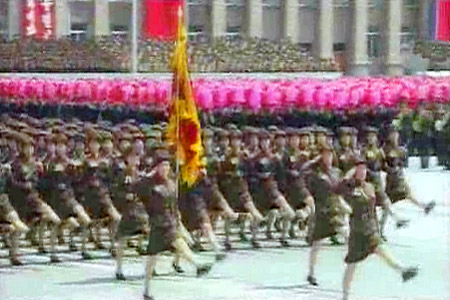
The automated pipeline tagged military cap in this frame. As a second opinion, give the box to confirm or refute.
[153,147,172,165]
[354,154,367,165]
[202,128,214,138]
[13,121,29,130]
[313,125,328,134]
[338,127,353,135]
[258,129,271,139]
[216,128,230,138]
[298,127,311,136]
[54,133,68,144]
[364,126,378,134]
[229,128,242,138]
[100,131,113,142]
[225,124,238,131]
[326,130,335,137]
[242,126,259,135]
[285,127,298,136]
[85,128,102,142]
[14,132,33,145]
[118,131,133,141]
[132,131,145,140]
[45,118,64,127]
[64,123,79,131]
[267,125,279,132]
[144,129,162,139]
[386,124,399,133]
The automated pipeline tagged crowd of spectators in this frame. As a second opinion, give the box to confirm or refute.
[414,41,450,71]
[0,37,340,73]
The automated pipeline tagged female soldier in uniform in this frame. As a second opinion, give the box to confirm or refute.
[218,128,263,249]
[301,147,350,286]
[202,128,239,250]
[114,146,150,280]
[339,157,418,300]
[282,128,314,238]
[81,128,121,258]
[40,133,89,256]
[362,127,408,240]
[9,132,62,262]
[382,127,436,228]
[141,150,213,300]
[0,158,29,265]
[249,130,295,247]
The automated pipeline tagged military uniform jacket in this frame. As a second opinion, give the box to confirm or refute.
[301,161,342,242]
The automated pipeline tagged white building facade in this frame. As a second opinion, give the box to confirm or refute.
[0,0,433,75]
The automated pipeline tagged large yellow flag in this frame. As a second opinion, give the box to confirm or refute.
[166,7,204,187]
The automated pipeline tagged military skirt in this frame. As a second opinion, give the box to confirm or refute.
[147,213,177,255]
[219,176,251,212]
[307,209,337,244]
[285,176,307,209]
[385,172,411,203]
[249,177,283,212]
[345,230,381,264]
[179,191,209,232]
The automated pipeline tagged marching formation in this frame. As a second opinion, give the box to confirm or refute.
[0,104,448,300]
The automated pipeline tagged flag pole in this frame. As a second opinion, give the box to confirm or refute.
[175,6,183,198]
[131,0,138,73]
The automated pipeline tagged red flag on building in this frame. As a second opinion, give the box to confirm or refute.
[143,0,184,41]
[437,0,450,41]
[22,0,55,39]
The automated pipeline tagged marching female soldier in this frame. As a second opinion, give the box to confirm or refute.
[40,133,89,256]
[202,128,239,250]
[218,128,263,249]
[80,128,121,258]
[0,158,29,265]
[249,130,295,247]
[339,157,418,300]
[301,147,350,286]
[362,127,409,240]
[9,132,62,262]
[382,126,436,230]
[141,149,213,300]
[281,128,314,238]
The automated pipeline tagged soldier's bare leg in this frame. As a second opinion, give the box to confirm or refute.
[171,237,213,276]
[73,203,93,259]
[278,197,295,246]
[374,245,418,281]
[107,205,122,256]
[265,209,279,240]
[143,255,158,300]
[37,221,47,253]
[200,219,225,260]
[342,263,357,300]
[115,237,126,280]
[307,241,320,286]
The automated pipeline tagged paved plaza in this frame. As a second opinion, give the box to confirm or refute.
[1,158,449,300]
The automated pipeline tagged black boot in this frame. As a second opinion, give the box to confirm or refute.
[396,219,410,229]
[143,294,155,300]
[172,262,185,274]
[251,239,261,249]
[196,263,213,277]
[116,272,126,280]
[424,201,436,215]
[420,156,429,169]
[307,275,318,286]
[50,255,62,263]
[10,257,24,266]
[402,266,419,282]
[224,241,232,251]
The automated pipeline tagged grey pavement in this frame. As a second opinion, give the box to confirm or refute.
[1,158,449,300]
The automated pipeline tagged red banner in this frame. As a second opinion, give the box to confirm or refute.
[143,0,184,41]
[22,0,55,39]
[437,0,450,41]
